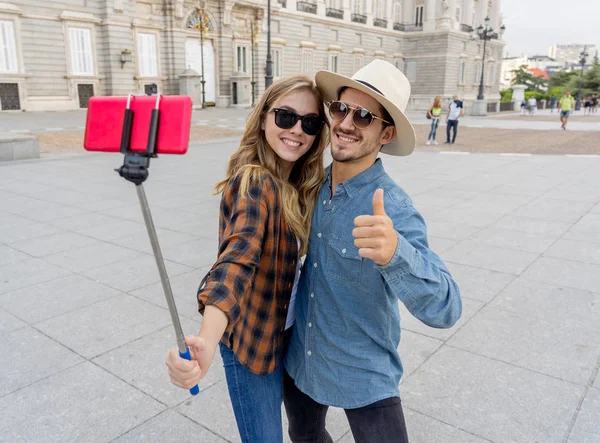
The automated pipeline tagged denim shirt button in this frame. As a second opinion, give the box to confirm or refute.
[310,293,315,298]
[342,248,346,254]
[307,351,312,356]
[317,233,322,238]
[313,263,318,268]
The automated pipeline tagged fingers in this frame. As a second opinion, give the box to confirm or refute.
[165,346,202,390]
[354,215,389,227]
[372,189,386,216]
[354,238,381,249]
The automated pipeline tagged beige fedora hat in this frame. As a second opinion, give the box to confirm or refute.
[315,59,416,156]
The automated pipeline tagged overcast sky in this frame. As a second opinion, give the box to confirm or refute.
[502,0,600,58]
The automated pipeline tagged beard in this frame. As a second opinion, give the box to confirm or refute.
[331,130,377,163]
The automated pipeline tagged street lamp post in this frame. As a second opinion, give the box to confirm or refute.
[265,0,273,89]
[195,8,210,109]
[250,21,259,107]
[575,46,588,111]
[471,17,505,116]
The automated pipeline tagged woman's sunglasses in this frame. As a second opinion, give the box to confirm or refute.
[272,108,324,136]
[326,101,391,129]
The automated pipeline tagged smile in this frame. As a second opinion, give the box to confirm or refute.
[336,133,358,143]
[282,138,301,148]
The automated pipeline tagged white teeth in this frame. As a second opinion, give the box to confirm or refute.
[283,139,301,147]
[338,135,356,143]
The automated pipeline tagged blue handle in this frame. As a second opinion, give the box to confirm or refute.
[179,348,200,395]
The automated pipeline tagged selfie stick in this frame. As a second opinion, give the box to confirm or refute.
[115,94,199,396]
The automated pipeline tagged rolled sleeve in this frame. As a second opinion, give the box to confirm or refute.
[198,175,272,326]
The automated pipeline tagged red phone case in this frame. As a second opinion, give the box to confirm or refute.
[83,95,192,154]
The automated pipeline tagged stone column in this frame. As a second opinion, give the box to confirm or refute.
[402,0,414,25]
[490,0,501,29]
[476,0,487,27]
[463,0,474,27]
[423,0,436,31]
[511,84,526,111]
[438,0,457,30]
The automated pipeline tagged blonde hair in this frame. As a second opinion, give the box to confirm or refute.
[215,75,329,256]
[433,96,443,108]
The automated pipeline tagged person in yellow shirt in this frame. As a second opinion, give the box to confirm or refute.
[425,96,443,145]
[559,91,575,130]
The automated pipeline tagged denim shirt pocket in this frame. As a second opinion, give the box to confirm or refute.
[326,234,362,286]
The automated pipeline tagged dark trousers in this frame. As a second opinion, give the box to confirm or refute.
[283,370,409,443]
[446,119,459,143]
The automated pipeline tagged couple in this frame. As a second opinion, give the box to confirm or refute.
[166,60,462,443]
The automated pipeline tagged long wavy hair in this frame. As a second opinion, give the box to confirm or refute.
[432,96,443,108]
[215,75,329,255]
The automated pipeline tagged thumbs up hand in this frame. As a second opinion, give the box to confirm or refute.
[352,189,399,266]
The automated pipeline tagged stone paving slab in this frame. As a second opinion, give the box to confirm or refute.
[1,140,600,442]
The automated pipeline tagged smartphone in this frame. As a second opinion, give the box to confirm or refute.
[83,95,192,155]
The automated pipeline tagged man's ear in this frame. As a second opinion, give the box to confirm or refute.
[380,125,396,145]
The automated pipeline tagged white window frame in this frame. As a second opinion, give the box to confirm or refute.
[136,32,159,77]
[236,44,249,73]
[0,19,18,74]
[301,49,314,76]
[415,5,424,26]
[68,27,94,76]
[271,47,282,79]
[373,0,386,18]
[353,55,364,73]
[393,1,402,24]
[405,60,417,82]
[474,62,482,84]
[487,63,496,85]
[328,53,339,73]
[455,7,462,24]
[459,60,466,84]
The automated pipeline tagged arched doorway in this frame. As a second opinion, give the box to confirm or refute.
[185,10,217,105]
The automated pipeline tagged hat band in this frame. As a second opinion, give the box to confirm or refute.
[356,80,385,96]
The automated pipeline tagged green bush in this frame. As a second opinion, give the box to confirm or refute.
[500,89,513,102]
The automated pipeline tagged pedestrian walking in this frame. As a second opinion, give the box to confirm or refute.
[559,91,575,130]
[445,95,463,144]
[425,95,443,145]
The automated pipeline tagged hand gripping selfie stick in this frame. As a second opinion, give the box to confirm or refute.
[116,94,199,396]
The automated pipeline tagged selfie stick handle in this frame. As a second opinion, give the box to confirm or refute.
[116,94,199,396]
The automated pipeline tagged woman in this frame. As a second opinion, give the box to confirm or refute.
[425,96,443,145]
[165,75,329,442]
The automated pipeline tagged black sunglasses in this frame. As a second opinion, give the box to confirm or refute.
[326,101,391,129]
[272,108,324,136]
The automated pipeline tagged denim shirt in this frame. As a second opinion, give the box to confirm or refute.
[284,159,462,408]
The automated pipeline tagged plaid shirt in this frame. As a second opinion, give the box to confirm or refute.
[198,172,299,375]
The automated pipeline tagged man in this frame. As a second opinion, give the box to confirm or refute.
[445,95,463,144]
[559,91,575,130]
[527,96,537,115]
[284,60,462,443]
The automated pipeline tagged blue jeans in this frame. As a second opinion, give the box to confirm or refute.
[219,342,283,443]
[446,119,459,143]
[428,118,439,140]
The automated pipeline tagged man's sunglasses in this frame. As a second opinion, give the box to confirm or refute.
[326,101,391,129]
[272,108,324,136]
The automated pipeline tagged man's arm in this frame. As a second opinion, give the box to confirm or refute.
[377,204,462,329]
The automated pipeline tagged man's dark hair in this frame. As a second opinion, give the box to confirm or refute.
[337,86,394,129]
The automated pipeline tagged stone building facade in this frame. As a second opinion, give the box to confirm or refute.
[0,0,504,112]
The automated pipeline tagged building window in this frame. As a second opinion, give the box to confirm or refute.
[353,55,363,73]
[303,25,311,38]
[0,20,18,73]
[393,1,402,23]
[302,50,313,75]
[373,0,386,18]
[459,61,466,84]
[272,48,282,78]
[487,63,495,85]
[237,45,248,73]
[331,30,338,41]
[137,33,158,77]
[356,33,362,45]
[415,5,424,26]
[69,28,94,75]
[328,53,339,73]
[404,60,417,82]
[474,62,482,83]
[456,7,462,23]
[352,0,365,14]
[377,37,383,48]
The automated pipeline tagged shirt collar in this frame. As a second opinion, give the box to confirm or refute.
[325,158,386,197]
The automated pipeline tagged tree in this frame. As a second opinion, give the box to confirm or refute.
[511,64,548,92]
[548,70,578,90]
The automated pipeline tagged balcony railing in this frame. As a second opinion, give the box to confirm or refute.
[351,13,367,24]
[393,23,423,32]
[460,24,473,33]
[326,8,344,19]
[373,18,388,28]
[297,1,317,14]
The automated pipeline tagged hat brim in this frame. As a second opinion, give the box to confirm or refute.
[315,70,416,156]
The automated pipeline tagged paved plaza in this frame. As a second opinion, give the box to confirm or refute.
[1,110,600,443]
